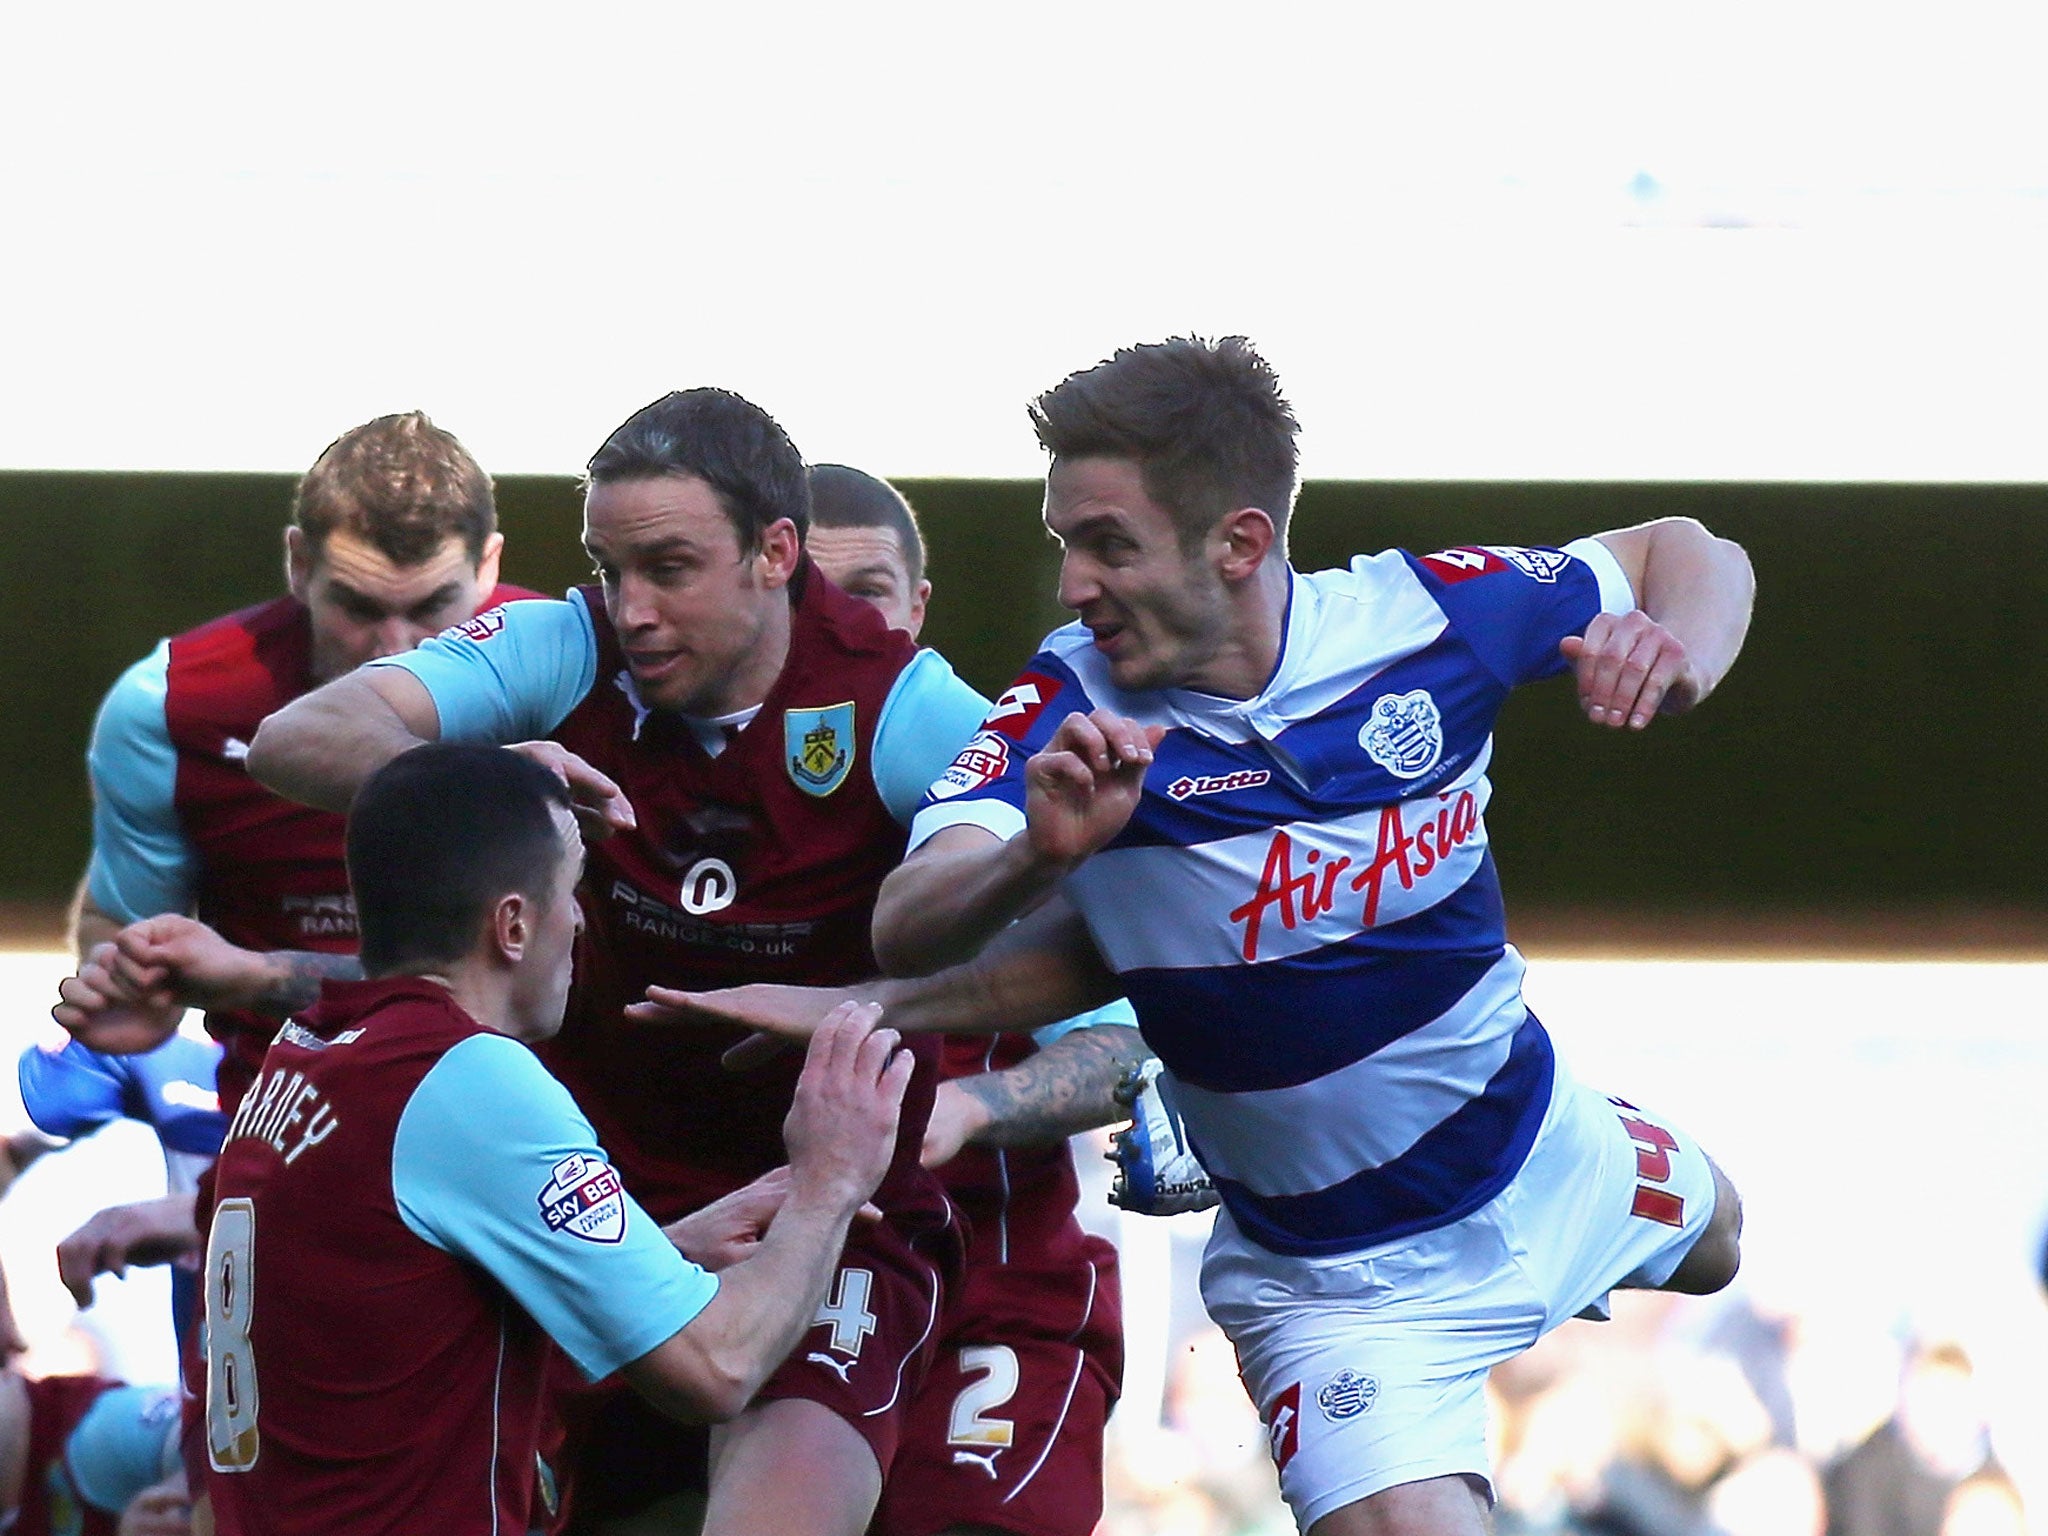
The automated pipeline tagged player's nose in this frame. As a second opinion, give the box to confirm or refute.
[613,571,662,633]
[368,618,422,662]
[1056,553,1099,611]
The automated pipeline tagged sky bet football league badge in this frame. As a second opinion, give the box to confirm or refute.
[785,702,855,797]
[537,1153,626,1244]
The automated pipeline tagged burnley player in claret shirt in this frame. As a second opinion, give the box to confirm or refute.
[203,744,913,1536]
[246,392,993,1535]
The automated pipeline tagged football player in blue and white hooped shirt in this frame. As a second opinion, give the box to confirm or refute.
[849,337,1756,1536]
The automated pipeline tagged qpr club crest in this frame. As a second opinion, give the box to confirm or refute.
[537,1153,627,1244]
[1317,1369,1379,1420]
[785,702,856,797]
[1359,689,1444,780]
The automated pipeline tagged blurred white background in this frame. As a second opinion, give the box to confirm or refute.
[2,2,2045,481]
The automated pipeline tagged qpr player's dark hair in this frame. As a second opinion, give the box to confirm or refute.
[1029,335,1301,551]
[585,388,812,552]
[348,744,576,975]
[808,463,927,586]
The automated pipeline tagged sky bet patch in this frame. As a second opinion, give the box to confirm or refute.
[537,1153,627,1244]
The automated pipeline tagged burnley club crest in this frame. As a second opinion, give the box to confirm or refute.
[786,702,856,797]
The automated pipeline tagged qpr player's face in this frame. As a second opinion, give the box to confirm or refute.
[583,474,799,716]
[1045,456,1235,693]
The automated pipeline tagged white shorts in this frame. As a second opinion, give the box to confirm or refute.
[1201,1062,1718,1532]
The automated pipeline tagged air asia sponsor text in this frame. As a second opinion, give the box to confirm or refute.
[1227,791,1480,960]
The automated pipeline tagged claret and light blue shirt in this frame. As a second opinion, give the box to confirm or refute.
[374,590,989,827]
[391,1031,719,1381]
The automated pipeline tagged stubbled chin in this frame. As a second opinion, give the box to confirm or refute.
[627,667,689,709]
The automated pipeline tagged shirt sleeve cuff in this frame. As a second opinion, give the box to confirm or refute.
[1564,536,1637,616]
[566,1268,721,1383]
[907,798,1026,854]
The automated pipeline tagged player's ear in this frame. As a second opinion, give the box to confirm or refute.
[756,519,802,590]
[905,579,932,640]
[284,526,313,601]
[1215,508,1276,582]
[474,531,505,595]
[490,892,528,965]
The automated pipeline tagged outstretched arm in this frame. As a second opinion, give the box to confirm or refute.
[1565,518,1755,730]
[249,664,634,836]
[872,710,1162,976]
[632,893,1120,1046]
[53,916,364,1051]
[58,1193,202,1308]
[922,1021,1150,1166]
[247,667,440,812]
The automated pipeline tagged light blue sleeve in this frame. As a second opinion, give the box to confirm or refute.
[84,642,198,924]
[370,594,600,744]
[1031,997,1139,1049]
[65,1385,182,1513]
[392,1034,719,1382]
[17,1041,126,1140]
[871,648,993,826]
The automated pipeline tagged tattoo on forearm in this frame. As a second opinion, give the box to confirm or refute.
[962,1024,1151,1149]
[252,951,365,1017]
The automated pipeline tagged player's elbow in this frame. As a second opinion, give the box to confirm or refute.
[246,703,311,794]
[1650,517,1753,587]
[628,1331,759,1425]
[674,1366,752,1425]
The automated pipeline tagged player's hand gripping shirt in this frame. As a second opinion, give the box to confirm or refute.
[911,542,1635,1258]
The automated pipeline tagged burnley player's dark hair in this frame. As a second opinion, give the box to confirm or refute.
[348,744,576,976]
[585,388,812,552]
[808,464,926,585]
[1029,336,1301,551]
[294,412,497,566]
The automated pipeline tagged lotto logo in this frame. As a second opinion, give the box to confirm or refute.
[1166,768,1272,802]
[982,673,1058,739]
[537,1153,627,1244]
[452,609,507,643]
